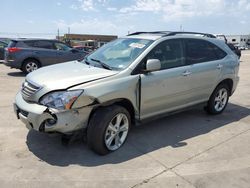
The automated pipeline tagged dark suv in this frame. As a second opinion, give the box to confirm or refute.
[4,39,87,73]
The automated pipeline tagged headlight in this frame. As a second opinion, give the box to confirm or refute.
[40,90,83,110]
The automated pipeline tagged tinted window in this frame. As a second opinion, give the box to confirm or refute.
[185,39,225,64]
[33,41,54,49]
[8,41,17,48]
[23,41,35,47]
[147,39,185,70]
[210,42,227,59]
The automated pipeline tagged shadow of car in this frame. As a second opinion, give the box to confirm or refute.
[26,103,250,167]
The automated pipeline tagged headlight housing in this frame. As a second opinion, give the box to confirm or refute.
[40,90,83,110]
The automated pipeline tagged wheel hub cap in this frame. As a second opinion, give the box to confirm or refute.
[104,113,129,151]
[214,88,228,112]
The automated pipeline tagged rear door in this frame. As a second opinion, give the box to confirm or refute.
[183,38,227,102]
[139,39,194,119]
[30,40,58,66]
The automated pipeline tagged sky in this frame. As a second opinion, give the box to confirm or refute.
[0,0,250,38]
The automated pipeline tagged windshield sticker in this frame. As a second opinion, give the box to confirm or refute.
[118,64,125,68]
[129,43,146,49]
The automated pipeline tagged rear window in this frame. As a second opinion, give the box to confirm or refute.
[8,41,32,48]
[33,41,54,49]
[23,41,35,47]
[14,40,55,49]
[8,41,17,48]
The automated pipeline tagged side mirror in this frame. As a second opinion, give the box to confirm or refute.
[145,59,161,72]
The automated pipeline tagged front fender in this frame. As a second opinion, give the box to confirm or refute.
[72,75,140,117]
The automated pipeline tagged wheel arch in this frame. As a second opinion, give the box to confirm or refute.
[216,78,234,96]
[22,57,42,68]
[87,98,136,126]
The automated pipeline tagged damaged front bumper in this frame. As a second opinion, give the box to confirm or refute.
[14,92,92,134]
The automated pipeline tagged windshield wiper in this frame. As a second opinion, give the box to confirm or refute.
[90,58,112,70]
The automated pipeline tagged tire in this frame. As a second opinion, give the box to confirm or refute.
[207,84,229,115]
[87,105,131,155]
[22,59,40,74]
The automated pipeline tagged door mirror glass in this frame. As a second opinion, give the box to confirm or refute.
[146,59,161,72]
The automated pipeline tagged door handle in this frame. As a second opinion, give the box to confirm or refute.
[217,64,223,69]
[182,70,191,76]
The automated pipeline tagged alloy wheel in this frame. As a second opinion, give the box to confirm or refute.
[104,113,129,151]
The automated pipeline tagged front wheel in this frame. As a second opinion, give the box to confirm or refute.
[207,84,229,114]
[87,105,131,155]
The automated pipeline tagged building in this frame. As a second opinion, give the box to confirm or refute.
[58,34,118,48]
[225,35,250,48]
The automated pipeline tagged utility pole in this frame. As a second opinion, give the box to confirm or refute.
[57,28,60,40]
[180,24,183,31]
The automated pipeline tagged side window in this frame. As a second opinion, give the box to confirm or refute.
[23,41,36,47]
[147,39,185,70]
[54,42,71,51]
[185,39,225,64]
[211,43,227,59]
[33,41,54,49]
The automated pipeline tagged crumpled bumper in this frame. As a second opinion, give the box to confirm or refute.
[14,92,92,134]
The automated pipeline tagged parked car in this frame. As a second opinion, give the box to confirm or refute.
[0,41,8,60]
[227,43,241,58]
[4,39,87,73]
[14,31,239,155]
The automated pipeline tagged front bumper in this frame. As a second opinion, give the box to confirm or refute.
[14,92,92,134]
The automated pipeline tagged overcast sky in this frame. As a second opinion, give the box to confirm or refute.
[1,0,250,38]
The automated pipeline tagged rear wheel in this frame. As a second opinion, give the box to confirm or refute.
[87,105,131,155]
[22,59,40,74]
[207,84,229,114]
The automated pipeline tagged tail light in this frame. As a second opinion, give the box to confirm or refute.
[7,47,21,53]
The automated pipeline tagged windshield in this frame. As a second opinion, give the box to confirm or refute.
[84,38,153,70]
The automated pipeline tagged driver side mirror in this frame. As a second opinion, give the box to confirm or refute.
[145,59,161,72]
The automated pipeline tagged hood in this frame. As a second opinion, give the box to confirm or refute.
[26,61,118,90]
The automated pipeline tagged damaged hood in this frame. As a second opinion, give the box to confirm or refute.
[26,61,118,90]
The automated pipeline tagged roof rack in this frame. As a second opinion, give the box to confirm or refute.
[165,32,216,38]
[127,31,216,38]
[127,31,170,36]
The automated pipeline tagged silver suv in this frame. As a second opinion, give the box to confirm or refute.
[14,31,240,155]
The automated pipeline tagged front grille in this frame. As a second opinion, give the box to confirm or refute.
[21,80,41,98]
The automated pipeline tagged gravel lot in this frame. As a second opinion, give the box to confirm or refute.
[0,51,250,188]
